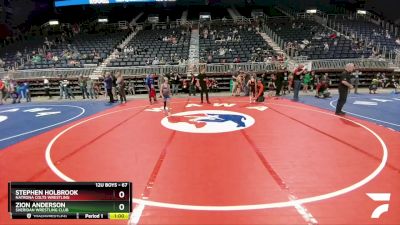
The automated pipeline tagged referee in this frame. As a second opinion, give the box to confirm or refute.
[197,67,211,104]
[336,63,354,116]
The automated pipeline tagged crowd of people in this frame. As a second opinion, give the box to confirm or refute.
[0,23,123,71]
[0,78,31,105]
[198,20,280,64]
[0,68,398,106]
[115,28,190,67]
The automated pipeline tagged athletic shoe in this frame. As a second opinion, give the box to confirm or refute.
[335,112,346,116]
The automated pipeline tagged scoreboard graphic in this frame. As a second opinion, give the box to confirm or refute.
[55,0,176,7]
[8,182,132,220]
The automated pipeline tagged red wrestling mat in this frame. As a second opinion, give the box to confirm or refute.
[1,97,399,225]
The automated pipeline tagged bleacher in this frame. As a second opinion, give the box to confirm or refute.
[25,31,128,70]
[267,18,372,59]
[108,28,190,67]
[0,29,129,70]
[332,17,400,52]
[0,36,58,69]
[199,23,274,63]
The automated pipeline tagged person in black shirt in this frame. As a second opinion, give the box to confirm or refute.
[336,63,354,116]
[196,68,211,104]
[275,72,284,96]
[171,72,181,95]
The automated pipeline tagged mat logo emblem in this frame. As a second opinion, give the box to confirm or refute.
[367,193,391,219]
[161,110,255,133]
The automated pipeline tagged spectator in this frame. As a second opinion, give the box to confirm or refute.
[323,42,329,51]
[0,79,5,105]
[247,75,256,103]
[78,75,88,99]
[267,74,276,97]
[104,73,115,103]
[188,73,197,96]
[116,72,127,104]
[254,79,265,102]
[62,79,75,99]
[352,69,362,94]
[152,57,159,65]
[46,52,53,61]
[128,80,135,95]
[59,79,65,99]
[86,78,96,99]
[369,78,379,94]
[302,70,311,92]
[315,74,331,98]
[171,73,181,95]
[292,64,307,101]
[275,72,284,96]
[20,82,31,102]
[43,77,51,99]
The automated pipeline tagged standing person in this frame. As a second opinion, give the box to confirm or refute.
[171,72,181,95]
[116,73,127,103]
[188,73,197,96]
[128,80,135,95]
[160,78,171,115]
[145,74,152,92]
[268,74,276,97]
[86,78,96,99]
[0,80,6,105]
[59,79,64,99]
[235,73,243,96]
[24,82,31,102]
[275,72,284,96]
[231,75,238,96]
[145,73,156,100]
[3,78,11,102]
[43,77,51,99]
[302,71,311,93]
[11,81,20,104]
[244,73,250,96]
[253,79,265,102]
[149,84,157,104]
[247,75,256,103]
[282,71,289,95]
[293,64,307,101]
[104,73,115,103]
[17,82,27,103]
[352,68,361,94]
[78,75,88,99]
[63,79,75,99]
[0,79,5,105]
[111,72,117,98]
[335,63,354,115]
[196,67,211,104]
[309,71,315,91]
[288,72,293,93]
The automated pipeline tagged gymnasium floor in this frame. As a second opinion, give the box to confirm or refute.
[0,92,399,225]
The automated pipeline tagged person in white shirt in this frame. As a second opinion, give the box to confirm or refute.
[396,38,400,45]
[219,47,226,56]
[324,42,329,51]
[152,57,159,65]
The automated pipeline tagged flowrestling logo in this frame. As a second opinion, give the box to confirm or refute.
[161,110,255,133]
